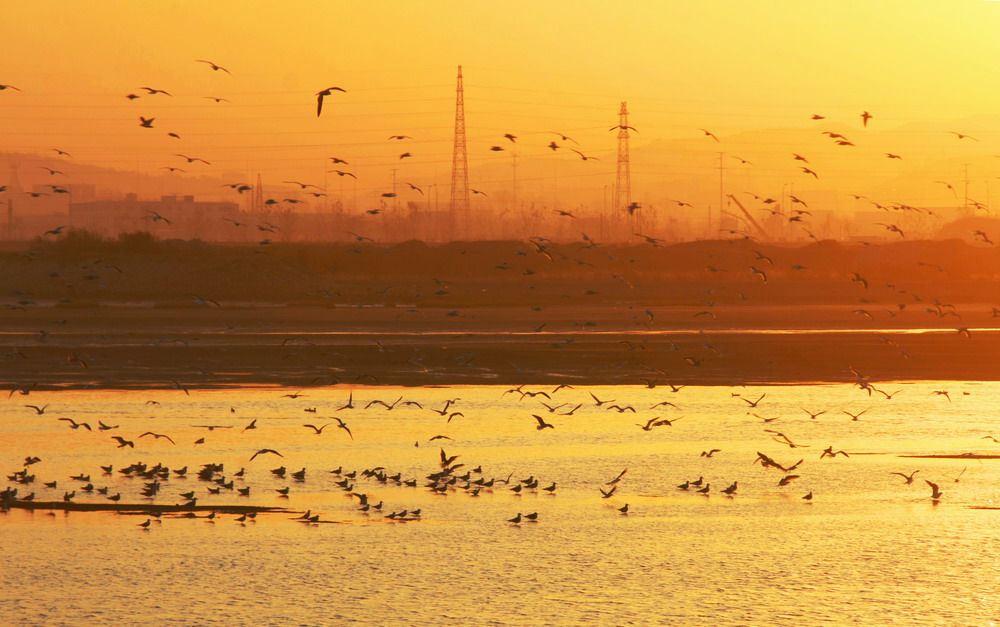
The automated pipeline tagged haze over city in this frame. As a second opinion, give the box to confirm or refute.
[3,1,1000,242]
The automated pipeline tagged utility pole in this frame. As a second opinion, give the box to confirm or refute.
[511,150,517,214]
[963,163,970,213]
[717,152,725,236]
[391,168,398,213]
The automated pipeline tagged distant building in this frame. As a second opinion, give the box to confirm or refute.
[69,194,239,239]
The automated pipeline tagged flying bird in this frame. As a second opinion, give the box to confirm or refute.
[250,449,283,461]
[196,60,231,74]
[861,111,872,127]
[175,154,211,164]
[531,415,554,430]
[139,117,155,128]
[700,128,719,142]
[139,432,176,444]
[926,480,943,500]
[316,86,346,117]
[0,84,22,91]
[949,132,978,141]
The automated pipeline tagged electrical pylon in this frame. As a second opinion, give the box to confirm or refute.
[449,65,469,238]
[613,101,631,216]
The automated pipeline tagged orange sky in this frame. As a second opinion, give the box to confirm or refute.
[3,1,1000,225]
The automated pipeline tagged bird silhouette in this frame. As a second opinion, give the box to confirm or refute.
[139,432,176,444]
[250,448,283,461]
[196,60,231,74]
[926,480,943,500]
[316,86,346,116]
[532,415,554,430]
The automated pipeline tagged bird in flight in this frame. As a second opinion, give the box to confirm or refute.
[550,132,577,144]
[700,128,719,142]
[861,111,872,127]
[949,132,978,141]
[891,470,920,484]
[175,154,211,164]
[570,149,598,161]
[388,135,412,140]
[140,431,176,444]
[0,84,22,91]
[139,117,155,128]
[532,415,554,430]
[141,87,171,96]
[316,86,346,117]
[250,448,283,461]
[303,424,330,434]
[111,436,134,448]
[333,417,353,440]
[58,418,91,431]
[196,60,231,74]
[926,480,943,500]
[740,393,766,408]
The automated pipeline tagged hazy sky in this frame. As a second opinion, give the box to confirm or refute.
[3,1,1000,215]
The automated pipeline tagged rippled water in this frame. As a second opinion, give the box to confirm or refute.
[3,383,1000,625]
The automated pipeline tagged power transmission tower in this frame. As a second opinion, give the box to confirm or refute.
[449,65,469,239]
[613,102,632,217]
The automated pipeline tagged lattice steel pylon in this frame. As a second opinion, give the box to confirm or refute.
[613,101,631,217]
[449,65,469,238]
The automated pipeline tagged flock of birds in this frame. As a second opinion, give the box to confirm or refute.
[5,61,997,244]
[0,374,987,531]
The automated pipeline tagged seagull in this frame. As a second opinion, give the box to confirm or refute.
[141,87,171,95]
[890,470,920,484]
[196,60,231,74]
[701,449,721,457]
[0,84,22,91]
[550,132,577,143]
[139,117,155,128]
[333,417,353,440]
[949,132,978,141]
[926,480,943,500]
[111,436,134,448]
[316,86,346,116]
[861,111,872,127]
[600,486,617,498]
[570,149,598,161]
[740,393,766,408]
[532,415,554,430]
[175,154,211,165]
[388,135,412,140]
[58,418,91,431]
[700,128,720,142]
[250,448,283,461]
[241,419,257,433]
[24,404,47,415]
[139,432,176,444]
[303,424,331,434]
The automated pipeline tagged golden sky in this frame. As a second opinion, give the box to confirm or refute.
[3,1,1000,216]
